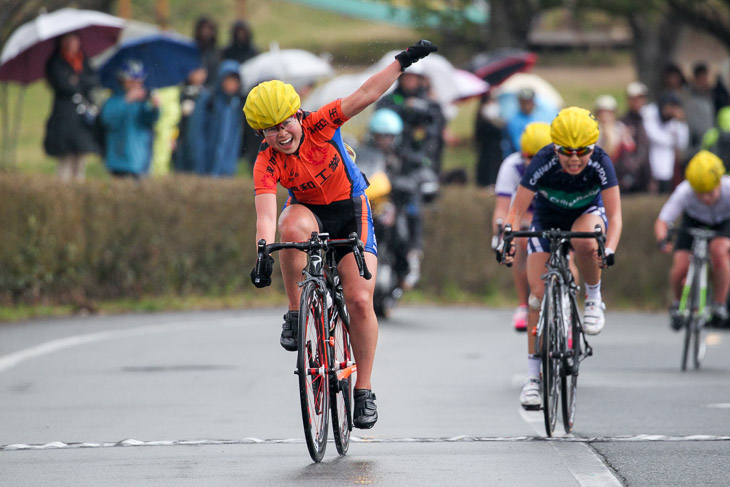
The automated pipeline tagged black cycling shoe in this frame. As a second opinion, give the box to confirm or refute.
[353,389,378,429]
[280,311,298,351]
[669,303,683,332]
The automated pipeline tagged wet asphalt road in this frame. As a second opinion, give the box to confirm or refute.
[0,306,729,486]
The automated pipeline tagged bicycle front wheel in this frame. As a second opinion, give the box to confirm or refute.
[692,314,707,369]
[330,301,353,456]
[561,294,580,434]
[297,281,330,463]
[541,280,561,437]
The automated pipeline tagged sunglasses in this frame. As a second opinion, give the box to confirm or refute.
[261,115,298,136]
[555,144,594,157]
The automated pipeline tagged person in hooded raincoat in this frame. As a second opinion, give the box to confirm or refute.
[188,60,244,176]
[99,60,159,178]
[222,19,259,64]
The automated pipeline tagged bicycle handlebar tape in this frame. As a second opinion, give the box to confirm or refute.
[395,40,438,71]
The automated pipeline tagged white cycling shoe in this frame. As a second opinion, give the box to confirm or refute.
[520,377,541,410]
[583,299,606,335]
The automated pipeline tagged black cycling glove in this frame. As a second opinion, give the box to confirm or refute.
[250,254,274,288]
[395,40,438,71]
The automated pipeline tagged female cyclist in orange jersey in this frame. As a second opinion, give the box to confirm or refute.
[246,41,437,429]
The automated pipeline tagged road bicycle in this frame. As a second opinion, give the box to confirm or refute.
[664,227,718,371]
[255,232,371,462]
[500,225,608,437]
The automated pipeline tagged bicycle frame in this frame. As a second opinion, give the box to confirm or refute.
[678,233,710,320]
[299,241,357,383]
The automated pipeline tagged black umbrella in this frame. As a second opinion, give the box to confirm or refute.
[465,49,537,87]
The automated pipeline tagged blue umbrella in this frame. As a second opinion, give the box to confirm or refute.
[97,33,201,90]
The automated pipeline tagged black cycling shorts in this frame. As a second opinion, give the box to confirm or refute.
[675,214,730,251]
[286,195,377,263]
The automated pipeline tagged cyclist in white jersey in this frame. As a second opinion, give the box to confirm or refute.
[655,150,730,328]
[492,122,552,331]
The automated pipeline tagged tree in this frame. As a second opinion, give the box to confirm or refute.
[576,0,682,95]
[667,0,730,50]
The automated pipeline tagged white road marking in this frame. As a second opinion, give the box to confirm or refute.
[0,315,266,374]
[706,403,730,409]
[519,407,623,486]
[3,435,729,452]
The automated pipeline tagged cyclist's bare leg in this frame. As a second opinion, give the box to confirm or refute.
[571,214,604,286]
[278,204,319,310]
[709,237,730,303]
[339,251,379,390]
[526,252,549,355]
[670,251,691,302]
[513,238,530,306]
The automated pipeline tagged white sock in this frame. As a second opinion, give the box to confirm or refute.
[527,355,540,378]
[585,281,601,301]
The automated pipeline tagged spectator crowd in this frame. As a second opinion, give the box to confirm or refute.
[476,60,730,196]
[43,16,259,181]
[40,13,730,194]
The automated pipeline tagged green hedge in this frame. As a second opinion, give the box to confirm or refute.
[419,188,670,309]
[0,174,671,309]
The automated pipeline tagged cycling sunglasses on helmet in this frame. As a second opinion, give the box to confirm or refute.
[555,144,594,157]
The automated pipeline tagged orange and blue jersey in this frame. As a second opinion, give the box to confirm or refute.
[253,99,369,204]
[252,99,376,256]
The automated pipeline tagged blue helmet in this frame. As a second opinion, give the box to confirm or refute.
[117,59,146,81]
[369,108,403,135]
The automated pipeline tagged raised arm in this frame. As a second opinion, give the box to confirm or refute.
[340,40,437,120]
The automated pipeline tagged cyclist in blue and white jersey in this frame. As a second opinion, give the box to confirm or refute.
[492,122,552,332]
[654,150,730,329]
[502,107,623,410]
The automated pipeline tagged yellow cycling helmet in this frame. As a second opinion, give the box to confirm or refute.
[520,122,552,157]
[243,80,301,130]
[685,150,725,193]
[550,107,600,148]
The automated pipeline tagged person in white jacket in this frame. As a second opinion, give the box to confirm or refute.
[641,93,689,194]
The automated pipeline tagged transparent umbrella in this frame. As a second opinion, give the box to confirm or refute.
[240,43,334,93]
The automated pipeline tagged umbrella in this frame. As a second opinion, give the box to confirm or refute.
[466,49,537,87]
[495,73,564,122]
[301,72,370,111]
[498,73,564,109]
[240,44,334,93]
[453,69,489,102]
[0,8,125,84]
[95,31,201,90]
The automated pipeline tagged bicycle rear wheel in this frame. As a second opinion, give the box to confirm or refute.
[561,294,580,434]
[297,281,329,463]
[541,280,561,437]
[330,301,353,456]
